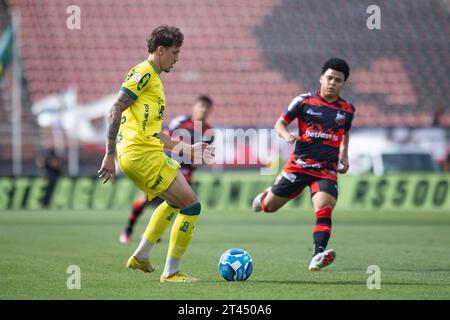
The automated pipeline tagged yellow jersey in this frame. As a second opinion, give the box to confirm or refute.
[116,60,166,157]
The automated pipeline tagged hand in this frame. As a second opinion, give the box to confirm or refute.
[337,155,349,174]
[285,132,298,144]
[98,154,116,184]
[202,143,216,165]
[190,142,215,165]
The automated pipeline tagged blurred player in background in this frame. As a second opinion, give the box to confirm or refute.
[119,95,214,243]
[98,25,215,283]
[252,58,355,271]
[35,147,63,207]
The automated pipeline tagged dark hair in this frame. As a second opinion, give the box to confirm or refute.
[196,95,213,108]
[146,25,184,53]
[322,58,350,80]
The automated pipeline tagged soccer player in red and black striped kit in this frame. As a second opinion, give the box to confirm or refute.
[252,58,355,271]
[119,95,214,243]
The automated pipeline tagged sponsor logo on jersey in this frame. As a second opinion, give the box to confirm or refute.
[305,130,338,141]
[142,104,149,133]
[156,104,165,121]
[306,109,323,117]
[294,159,323,169]
[150,175,164,190]
[137,73,151,91]
[131,72,142,82]
[281,171,297,183]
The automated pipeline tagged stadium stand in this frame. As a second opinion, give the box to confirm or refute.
[5,0,449,128]
[1,0,449,172]
[255,0,449,127]
[0,0,41,173]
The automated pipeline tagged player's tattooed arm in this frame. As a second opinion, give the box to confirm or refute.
[275,117,298,144]
[106,91,134,155]
[98,91,134,184]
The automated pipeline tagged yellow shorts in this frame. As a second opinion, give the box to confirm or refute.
[118,150,181,201]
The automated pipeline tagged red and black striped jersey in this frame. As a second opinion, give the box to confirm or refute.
[281,91,355,181]
[165,115,214,183]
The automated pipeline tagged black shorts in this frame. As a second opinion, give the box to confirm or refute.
[271,171,338,200]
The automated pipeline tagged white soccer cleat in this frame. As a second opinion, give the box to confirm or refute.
[252,188,270,213]
[309,249,336,271]
[252,193,263,212]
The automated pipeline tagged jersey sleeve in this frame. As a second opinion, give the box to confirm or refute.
[281,94,308,124]
[344,104,356,133]
[167,115,189,134]
[120,64,152,100]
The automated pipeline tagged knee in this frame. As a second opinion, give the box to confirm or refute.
[315,200,335,212]
[180,202,201,216]
[172,194,198,210]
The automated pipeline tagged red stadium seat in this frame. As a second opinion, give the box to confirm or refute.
[0,0,447,155]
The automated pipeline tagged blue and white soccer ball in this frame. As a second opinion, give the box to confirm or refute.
[218,248,253,281]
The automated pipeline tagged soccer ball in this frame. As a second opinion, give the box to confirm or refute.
[218,248,253,281]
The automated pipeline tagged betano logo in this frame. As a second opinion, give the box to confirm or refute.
[305,130,338,141]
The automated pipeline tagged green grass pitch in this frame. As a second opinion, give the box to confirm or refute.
[0,207,449,299]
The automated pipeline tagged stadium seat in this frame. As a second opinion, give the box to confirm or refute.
[1,0,448,164]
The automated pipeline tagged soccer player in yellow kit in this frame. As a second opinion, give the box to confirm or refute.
[98,25,214,283]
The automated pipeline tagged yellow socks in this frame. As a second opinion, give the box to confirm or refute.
[163,202,201,277]
[132,201,201,278]
[132,201,179,262]
[167,214,199,259]
[143,201,179,244]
